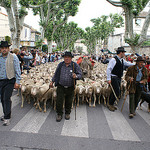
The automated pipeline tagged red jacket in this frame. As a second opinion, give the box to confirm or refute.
[145,64,150,82]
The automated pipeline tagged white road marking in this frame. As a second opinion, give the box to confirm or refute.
[136,105,150,126]
[11,108,50,133]
[103,106,140,141]
[0,94,20,117]
[61,105,89,138]
[126,99,150,126]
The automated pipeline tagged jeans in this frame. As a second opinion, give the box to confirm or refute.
[0,78,15,119]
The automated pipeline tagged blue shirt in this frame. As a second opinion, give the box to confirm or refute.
[23,53,33,68]
[0,53,21,84]
[136,66,143,82]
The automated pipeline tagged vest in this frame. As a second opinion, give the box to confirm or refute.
[6,53,15,79]
[111,56,123,78]
[54,61,77,86]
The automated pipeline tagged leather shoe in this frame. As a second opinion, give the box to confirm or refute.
[56,115,62,122]
[1,116,4,121]
[113,105,117,110]
[129,114,134,119]
[107,105,115,111]
[65,114,70,120]
[3,119,10,126]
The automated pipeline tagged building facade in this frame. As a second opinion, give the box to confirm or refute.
[0,11,41,49]
[107,11,150,54]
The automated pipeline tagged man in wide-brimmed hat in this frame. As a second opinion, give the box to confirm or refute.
[107,47,134,111]
[49,51,82,122]
[125,56,148,118]
[0,41,21,126]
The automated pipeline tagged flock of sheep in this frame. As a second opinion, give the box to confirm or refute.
[19,57,127,112]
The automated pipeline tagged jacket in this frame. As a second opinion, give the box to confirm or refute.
[125,65,148,94]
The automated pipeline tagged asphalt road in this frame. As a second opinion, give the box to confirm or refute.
[0,91,150,150]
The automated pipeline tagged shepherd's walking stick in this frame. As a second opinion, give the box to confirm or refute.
[109,83,119,102]
[73,63,77,120]
[121,81,131,112]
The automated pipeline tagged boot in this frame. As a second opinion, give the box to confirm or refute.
[107,105,115,111]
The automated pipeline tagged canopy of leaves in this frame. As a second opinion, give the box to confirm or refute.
[82,27,97,54]
[121,0,149,16]
[53,21,84,51]
[82,13,124,53]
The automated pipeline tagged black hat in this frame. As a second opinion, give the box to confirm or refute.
[116,47,126,52]
[0,41,11,48]
[62,51,74,58]
[135,56,145,62]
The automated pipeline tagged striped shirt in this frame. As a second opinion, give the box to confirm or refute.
[0,53,21,84]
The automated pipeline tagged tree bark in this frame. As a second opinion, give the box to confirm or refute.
[47,40,53,53]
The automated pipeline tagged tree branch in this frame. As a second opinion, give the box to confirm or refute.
[106,0,123,7]
[139,9,150,44]
[29,0,67,8]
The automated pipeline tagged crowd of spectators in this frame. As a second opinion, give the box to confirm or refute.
[10,47,63,74]
[9,47,150,91]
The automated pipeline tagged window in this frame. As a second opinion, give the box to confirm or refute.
[135,19,141,26]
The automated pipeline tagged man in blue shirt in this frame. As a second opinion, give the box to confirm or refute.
[0,41,21,126]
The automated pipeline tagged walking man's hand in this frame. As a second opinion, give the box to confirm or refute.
[49,82,54,88]
[14,83,20,89]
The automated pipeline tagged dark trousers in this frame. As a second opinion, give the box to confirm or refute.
[0,78,15,119]
[129,83,142,114]
[109,76,121,105]
[56,85,74,116]
[148,82,150,91]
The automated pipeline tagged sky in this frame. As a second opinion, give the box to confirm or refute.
[24,0,123,31]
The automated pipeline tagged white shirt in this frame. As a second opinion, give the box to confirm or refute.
[107,56,134,80]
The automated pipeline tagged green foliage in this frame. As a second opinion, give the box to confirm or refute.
[19,0,30,7]
[141,40,150,46]
[35,39,43,48]
[125,33,140,46]
[42,44,48,53]
[53,21,84,51]
[5,36,11,44]
[121,0,149,16]
[82,27,97,54]
[86,13,124,52]
[19,7,28,18]
[4,0,11,8]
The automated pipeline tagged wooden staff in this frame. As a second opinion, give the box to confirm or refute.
[109,83,119,102]
[73,63,77,120]
[39,87,51,102]
[121,81,131,112]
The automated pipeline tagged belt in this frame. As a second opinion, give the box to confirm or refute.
[59,84,73,89]
[0,78,15,81]
[111,76,121,79]
[0,79,8,81]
